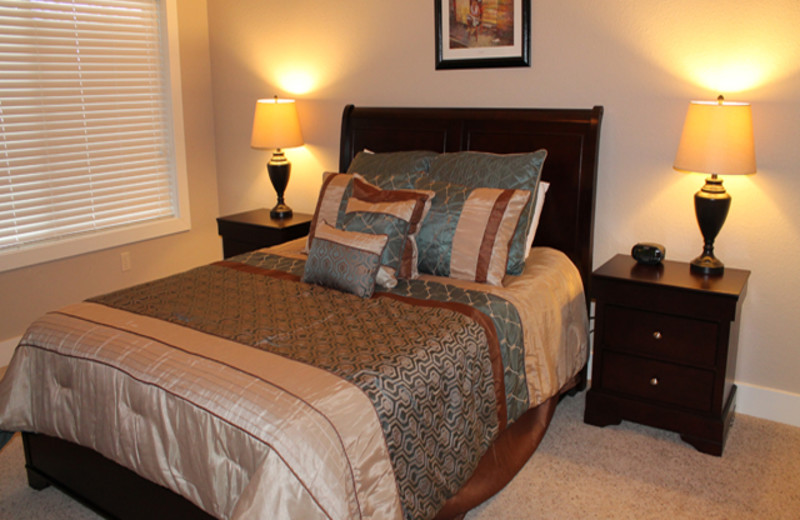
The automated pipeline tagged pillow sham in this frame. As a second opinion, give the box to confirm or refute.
[524,180,550,259]
[342,177,434,284]
[306,172,433,285]
[414,177,531,286]
[428,150,547,274]
[346,150,439,183]
[305,172,358,253]
[301,221,388,298]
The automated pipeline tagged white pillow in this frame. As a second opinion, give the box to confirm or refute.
[524,181,550,259]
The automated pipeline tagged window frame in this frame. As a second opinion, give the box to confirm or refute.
[0,0,190,273]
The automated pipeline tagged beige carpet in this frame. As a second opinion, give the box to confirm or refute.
[1,392,798,519]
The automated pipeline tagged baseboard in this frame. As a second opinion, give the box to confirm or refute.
[0,336,20,369]
[735,382,800,428]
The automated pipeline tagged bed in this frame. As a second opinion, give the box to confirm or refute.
[0,104,603,520]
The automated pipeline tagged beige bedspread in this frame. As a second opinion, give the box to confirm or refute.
[0,245,587,519]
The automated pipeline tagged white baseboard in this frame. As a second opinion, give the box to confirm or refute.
[735,382,800,428]
[0,336,20,368]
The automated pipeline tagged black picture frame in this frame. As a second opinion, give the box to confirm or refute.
[435,0,531,70]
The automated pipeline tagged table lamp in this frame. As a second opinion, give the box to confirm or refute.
[673,95,756,276]
[250,96,304,219]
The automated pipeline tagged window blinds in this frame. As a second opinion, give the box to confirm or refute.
[0,0,177,252]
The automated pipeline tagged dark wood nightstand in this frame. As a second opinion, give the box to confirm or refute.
[584,254,749,456]
[216,209,312,258]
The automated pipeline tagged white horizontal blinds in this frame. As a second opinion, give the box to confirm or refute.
[0,0,177,252]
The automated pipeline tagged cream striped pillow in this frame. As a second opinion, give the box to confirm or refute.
[415,178,531,286]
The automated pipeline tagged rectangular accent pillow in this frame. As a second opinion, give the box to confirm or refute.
[305,172,357,253]
[342,178,434,285]
[414,177,531,286]
[306,173,433,286]
[301,221,388,298]
[428,150,547,275]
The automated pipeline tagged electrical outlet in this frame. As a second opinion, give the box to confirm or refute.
[120,251,132,272]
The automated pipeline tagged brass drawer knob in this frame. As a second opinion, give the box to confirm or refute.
[653,331,663,340]
[649,377,659,386]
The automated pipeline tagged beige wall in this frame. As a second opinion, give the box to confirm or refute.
[206,0,800,399]
[0,0,222,359]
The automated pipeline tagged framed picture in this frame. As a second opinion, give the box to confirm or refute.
[435,0,531,70]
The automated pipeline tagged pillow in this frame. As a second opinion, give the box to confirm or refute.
[428,150,547,274]
[342,177,434,285]
[358,170,419,191]
[524,180,549,259]
[306,173,434,286]
[414,177,531,286]
[346,150,439,183]
[305,172,357,253]
[301,221,388,298]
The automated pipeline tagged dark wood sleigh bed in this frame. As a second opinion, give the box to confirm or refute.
[18,104,603,519]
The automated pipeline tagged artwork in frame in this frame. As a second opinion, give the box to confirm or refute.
[435,0,531,70]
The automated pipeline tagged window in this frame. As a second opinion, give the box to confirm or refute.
[0,0,189,272]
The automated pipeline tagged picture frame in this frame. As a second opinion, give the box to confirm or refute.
[435,0,531,70]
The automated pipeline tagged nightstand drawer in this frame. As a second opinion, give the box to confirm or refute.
[601,352,714,412]
[604,305,718,367]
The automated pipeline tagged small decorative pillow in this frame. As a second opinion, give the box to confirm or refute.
[306,173,434,286]
[428,150,547,275]
[301,221,388,298]
[346,150,439,183]
[342,177,434,285]
[305,172,358,253]
[414,177,531,286]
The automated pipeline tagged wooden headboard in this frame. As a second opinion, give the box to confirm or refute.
[339,105,604,289]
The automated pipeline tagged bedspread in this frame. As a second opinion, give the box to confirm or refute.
[0,246,588,519]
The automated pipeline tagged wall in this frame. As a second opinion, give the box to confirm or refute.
[206,0,800,425]
[0,0,222,364]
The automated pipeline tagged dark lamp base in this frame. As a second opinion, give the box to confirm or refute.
[270,203,293,220]
[690,254,724,276]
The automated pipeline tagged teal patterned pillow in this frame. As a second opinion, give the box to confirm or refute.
[414,177,531,286]
[301,222,388,298]
[429,150,547,275]
[342,177,434,285]
[358,170,419,191]
[346,150,439,183]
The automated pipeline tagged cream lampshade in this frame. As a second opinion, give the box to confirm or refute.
[250,97,304,219]
[673,95,756,275]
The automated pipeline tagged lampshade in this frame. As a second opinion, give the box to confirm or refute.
[250,97,304,150]
[250,97,304,220]
[673,98,756,176]
[673,96,756,276]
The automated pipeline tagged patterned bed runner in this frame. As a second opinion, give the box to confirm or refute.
[89,252,529,519]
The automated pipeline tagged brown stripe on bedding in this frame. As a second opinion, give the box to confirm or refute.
[374,292,508,431]
[475,189,513,284]
[212,260,302,281]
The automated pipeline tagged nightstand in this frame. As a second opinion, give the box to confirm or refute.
[216,209,312,258]
[584,254,749,456]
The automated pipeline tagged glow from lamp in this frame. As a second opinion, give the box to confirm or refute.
[673,96,756,275]
[279,71,316,95]
[250,97,304,219]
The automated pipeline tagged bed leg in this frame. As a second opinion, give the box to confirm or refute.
[25,467,51,490]
[21,432,51,490]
